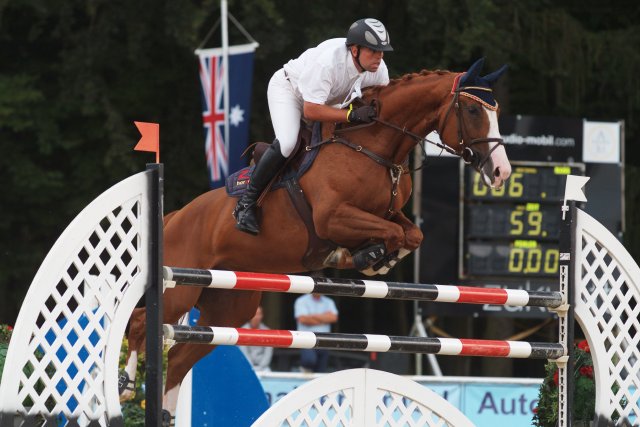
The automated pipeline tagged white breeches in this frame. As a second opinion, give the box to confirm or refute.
[267,69,303,157]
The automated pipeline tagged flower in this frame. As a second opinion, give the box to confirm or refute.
[579,365,593,379]
[0,324,13,344]
[532,339,598,427]
[577,340,590,353]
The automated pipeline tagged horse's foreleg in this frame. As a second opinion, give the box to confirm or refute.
[359,211,423,276]
[391,210,423,250]
[315,204,405,270]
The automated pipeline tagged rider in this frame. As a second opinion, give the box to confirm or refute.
[233,18,394,235]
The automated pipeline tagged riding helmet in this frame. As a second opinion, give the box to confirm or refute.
[346,18,393,52]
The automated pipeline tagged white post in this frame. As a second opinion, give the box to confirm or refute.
[220,0,230,154]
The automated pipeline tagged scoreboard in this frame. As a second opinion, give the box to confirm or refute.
[461,163,585,279]
[418,115,623,318]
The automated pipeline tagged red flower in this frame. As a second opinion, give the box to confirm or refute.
[7,326,12,331]
[577,340,590,353]
[579,365,594,379]
[532,407,538,414]
[553,370,559,386]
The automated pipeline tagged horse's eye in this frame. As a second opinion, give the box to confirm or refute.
[467,105,481,115]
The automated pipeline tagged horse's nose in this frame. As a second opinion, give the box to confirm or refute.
[493,163,512,187]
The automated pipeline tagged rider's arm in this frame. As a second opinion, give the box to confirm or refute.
[303,101,349,123]
[297,311,338,325]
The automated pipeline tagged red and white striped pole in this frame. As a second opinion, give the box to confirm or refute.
[163,324,565,360]
[163,267,563,308]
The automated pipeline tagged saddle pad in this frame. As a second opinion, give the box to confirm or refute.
[225,123,323,198]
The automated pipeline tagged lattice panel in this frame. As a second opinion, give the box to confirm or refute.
[0,171,152,427]
[575,209,640,426]
[375,389,454,427]
[278,389,354,427]
[252,369,473,427]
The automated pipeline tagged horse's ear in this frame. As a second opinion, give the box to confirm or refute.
[460,58,485,86]
[482,64,509,86]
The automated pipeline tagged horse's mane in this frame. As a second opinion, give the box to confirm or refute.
[362,69,454,98]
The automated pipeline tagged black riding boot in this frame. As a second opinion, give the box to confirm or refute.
[233,140,287,235]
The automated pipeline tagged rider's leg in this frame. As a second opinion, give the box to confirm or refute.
[233,140,287,234]
[233,68,301,235]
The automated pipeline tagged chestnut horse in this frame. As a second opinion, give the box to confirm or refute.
[121,58,511,421]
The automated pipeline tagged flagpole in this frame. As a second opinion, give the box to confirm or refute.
[221,0,230,155]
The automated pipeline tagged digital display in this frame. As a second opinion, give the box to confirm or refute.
[462,163,584,278]
[467,165,574,201]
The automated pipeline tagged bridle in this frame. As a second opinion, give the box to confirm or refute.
[362,75,505,173]
[436,79,505,170]
[308,75,505,217]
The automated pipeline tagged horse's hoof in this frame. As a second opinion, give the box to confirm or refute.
[361,249,409,276]
[162,409,175,427]
[118,370,136,401]
[323,247,351,269]
[352,243,386,271]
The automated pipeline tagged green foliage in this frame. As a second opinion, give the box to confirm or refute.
[0,324,12,382]
[119,338,149,426]
[118,338,170,426]
[532,340,599,426]
[1,0,639,332]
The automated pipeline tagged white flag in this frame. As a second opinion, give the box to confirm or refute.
[564,175,590,203]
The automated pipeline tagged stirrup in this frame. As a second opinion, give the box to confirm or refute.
[234,203,260,235]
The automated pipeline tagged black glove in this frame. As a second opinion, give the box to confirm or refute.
[347,105,377,124]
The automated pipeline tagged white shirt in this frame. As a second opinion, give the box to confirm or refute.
[282,38,389,106]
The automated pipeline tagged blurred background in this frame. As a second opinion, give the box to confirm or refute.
[1,0,639,378]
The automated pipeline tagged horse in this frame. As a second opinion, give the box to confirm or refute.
[120,58,511,422]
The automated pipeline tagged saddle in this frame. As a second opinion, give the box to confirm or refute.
[226,122,337,271]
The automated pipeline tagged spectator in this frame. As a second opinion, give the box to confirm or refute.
[294,293,339,373]
[239,306,273,372]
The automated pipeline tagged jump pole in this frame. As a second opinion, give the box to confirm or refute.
[163,324,565,360]
[163,267,564,308]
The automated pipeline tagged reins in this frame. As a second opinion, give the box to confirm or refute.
[304,77,505,217]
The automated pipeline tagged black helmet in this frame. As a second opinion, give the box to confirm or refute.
[346,18,393,52]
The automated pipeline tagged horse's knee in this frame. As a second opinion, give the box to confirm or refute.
[383,223,405,252]
[405,227,423,250]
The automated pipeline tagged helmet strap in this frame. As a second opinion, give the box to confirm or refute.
[352,46,365,72]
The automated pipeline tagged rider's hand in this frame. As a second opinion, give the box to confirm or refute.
[347,105,377,124]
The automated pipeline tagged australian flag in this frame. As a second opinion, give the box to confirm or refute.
[196,43,258,189]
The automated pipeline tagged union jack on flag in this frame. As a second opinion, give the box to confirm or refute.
[198,54,228,184]
[196,43,258,189]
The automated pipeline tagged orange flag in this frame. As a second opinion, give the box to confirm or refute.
[134,121,160,163]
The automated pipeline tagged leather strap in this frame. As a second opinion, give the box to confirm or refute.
[284,178,337,271]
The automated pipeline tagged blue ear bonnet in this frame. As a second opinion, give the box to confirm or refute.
[457,58,508,110]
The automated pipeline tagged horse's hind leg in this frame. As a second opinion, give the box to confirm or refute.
[163,288,262,418]
[120,285,204,403]
[120,307,146,401]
